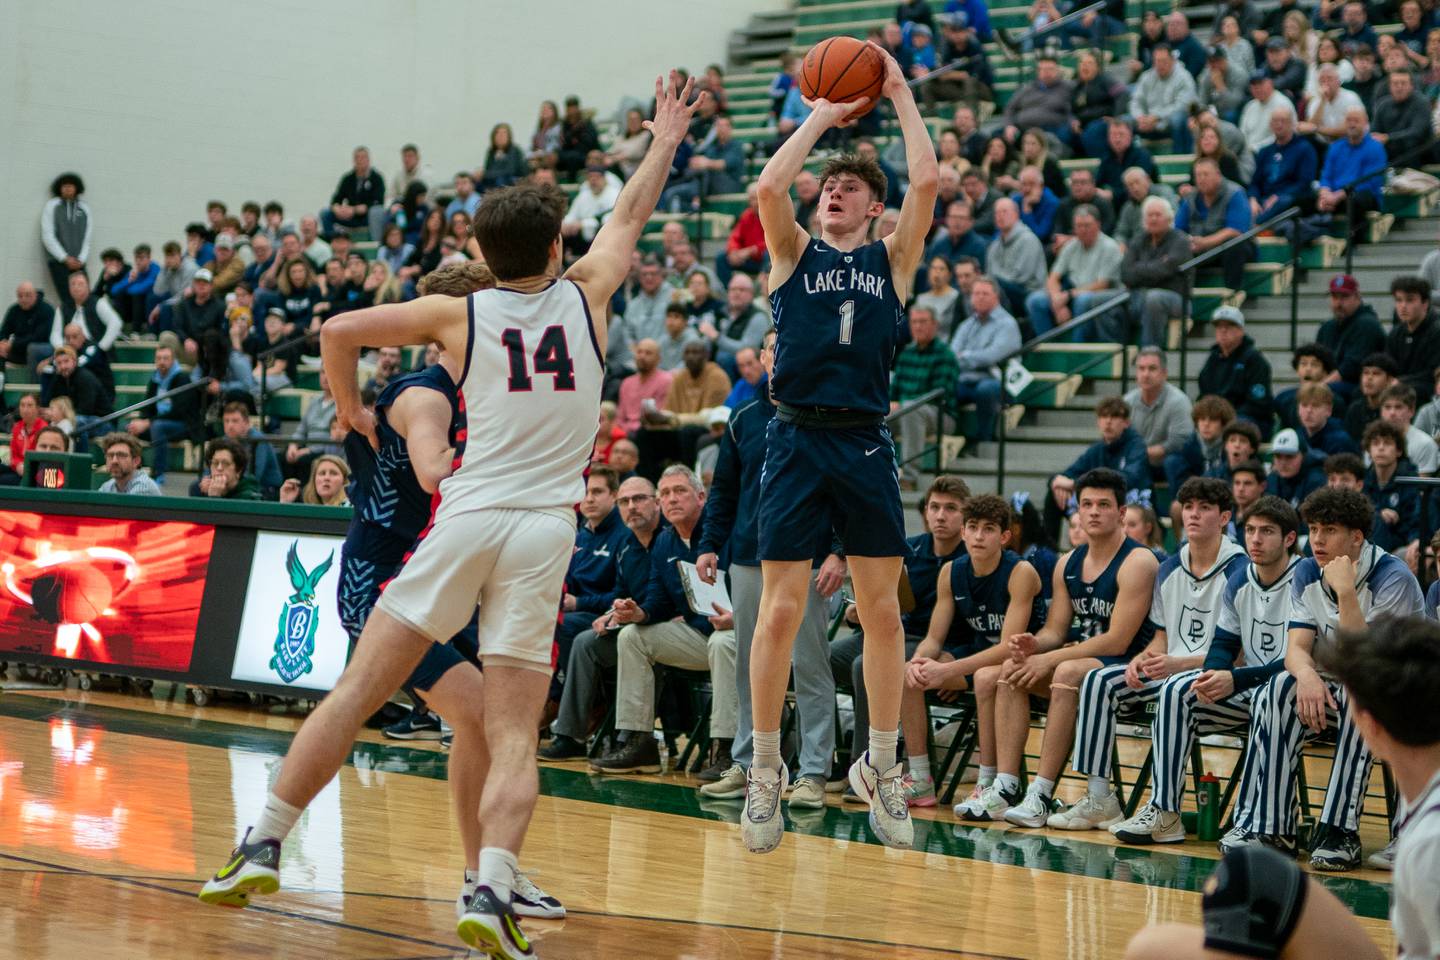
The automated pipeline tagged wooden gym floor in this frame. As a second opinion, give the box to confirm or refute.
[0,684,1396,959]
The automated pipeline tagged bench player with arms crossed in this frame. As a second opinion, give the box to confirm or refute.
[198,73,704,958]
[729,42,938,854]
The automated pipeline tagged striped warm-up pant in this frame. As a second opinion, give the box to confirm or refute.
[1071,664,1164,779]
[1230,672,1373,836]
[1148,669,1257,813]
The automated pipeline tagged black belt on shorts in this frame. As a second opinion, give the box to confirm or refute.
[774,403,884,429]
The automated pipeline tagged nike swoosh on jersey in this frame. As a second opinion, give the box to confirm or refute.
[864,447,882,456]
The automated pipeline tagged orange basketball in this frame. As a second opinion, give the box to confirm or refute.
[800,35,886,120]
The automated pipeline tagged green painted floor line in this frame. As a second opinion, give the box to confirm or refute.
[0,694,1394,920]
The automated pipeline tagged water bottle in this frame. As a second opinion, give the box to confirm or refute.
[1197,772,1221,842]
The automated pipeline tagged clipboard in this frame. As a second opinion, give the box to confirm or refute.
[677,560,732,615]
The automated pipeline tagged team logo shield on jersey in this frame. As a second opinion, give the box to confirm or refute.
[1251,619,1285,658]
[1178,605,1211,652]
[271,541,334,683]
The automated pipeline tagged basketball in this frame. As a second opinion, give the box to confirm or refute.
[799,35,885,120]
[30,565,114,625]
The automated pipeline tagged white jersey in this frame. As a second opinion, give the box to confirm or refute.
[1147,538,1248,656]
[436,279,604,518]
[1289,543,1425,649]
[1395,768,1440,960]
[1213,556,1300,668]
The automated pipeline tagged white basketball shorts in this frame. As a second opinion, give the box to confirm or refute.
[376,506,576,671]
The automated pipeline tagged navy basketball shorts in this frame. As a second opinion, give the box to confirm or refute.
[757,419,908,562]
[339,519,480,696]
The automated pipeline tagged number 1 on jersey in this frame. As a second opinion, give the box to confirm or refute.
[838,299,855,345]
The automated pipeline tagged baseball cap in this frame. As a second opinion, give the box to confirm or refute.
[266,306,287,319]
[1271,428,1302,455]
[214,234,234,250]
[330,226,351,239]
[585,163,608,175]
[193,268,214,282]
[942,10,970,28]
[707,406,732,427]
[1212,305,1245,327]
[1329,274,1360,295]
[911,23,932,37]
[1264,37,1288,50]
[1249,69,1270,83]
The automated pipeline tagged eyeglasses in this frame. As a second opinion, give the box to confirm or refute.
[616,495,656,506]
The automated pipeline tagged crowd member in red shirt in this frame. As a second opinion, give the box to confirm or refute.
[615,339,673,435]
[5,393,48,481]
[716,183,766,287]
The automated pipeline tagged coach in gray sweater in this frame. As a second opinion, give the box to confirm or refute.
[1123,345,1193,473]
[985,199,1047,321]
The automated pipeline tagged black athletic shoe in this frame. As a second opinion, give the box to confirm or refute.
[382,707,444,741]
[537,733,587,761]
[457,884,535,959]
[198,828,281,908]
[695,739,734,783]
[590,735,662,774]
[1309,825,1362,872]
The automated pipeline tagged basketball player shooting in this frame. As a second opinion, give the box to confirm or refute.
[198,72,704,959]
[712,43,937,854]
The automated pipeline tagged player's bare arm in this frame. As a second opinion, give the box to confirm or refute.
[1011,557,1072,658]
[875,45,938,304]
[566,71,704,332]
[755,99,859,288]
[321,295,468,441]
[385,388,457,494]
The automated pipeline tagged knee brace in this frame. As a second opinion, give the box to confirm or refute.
[1201,846,1307,959]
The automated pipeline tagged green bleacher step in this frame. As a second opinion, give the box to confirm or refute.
[1383,191,1438,218]
[1027,342,1125,379]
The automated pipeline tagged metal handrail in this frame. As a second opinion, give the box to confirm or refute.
[78,376,215,435]
[885,387,948,471]
[994,291,1131,491]
[256,330,315,426]
[1030,0,1106,41]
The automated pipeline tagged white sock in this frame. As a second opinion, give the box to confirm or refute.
[752,729,782,772]
[908,755,932,782]
[868,728,899,771]
[479,847,518,902]
[978,765,996,787]
[250,792,302,845]
[1088,775,1111,800]
[995,772,1021,795]
[1032,776,1056,798]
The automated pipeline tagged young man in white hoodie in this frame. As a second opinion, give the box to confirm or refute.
[1047,476,1247,830]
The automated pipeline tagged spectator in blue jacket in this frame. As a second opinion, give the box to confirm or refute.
[1362,419,1420,555]
[1248,105,1317,220]
[1046,396,1152,540]
[950,276,1021,442]
[554,465,631,698]
[1295,382,1361,456]
[594,465,738,775]
[108,243,159,332]
[1175,157,1253,289]
[1265,428,1326,518]
[1316,107,1387,243]
[1012,166,1059,245]
[1163,394,1235,491]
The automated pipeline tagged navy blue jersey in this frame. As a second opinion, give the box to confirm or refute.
[903,532,967,637]
[1064,536,1155,656]
[949,550,1045,648]
[768,237,905,415]
[350,365,462,543]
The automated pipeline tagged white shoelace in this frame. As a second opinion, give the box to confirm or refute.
[876,770,909,818]
[746,771,782,820]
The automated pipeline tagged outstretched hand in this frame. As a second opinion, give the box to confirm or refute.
[644,71,706,145]
[868,41,909,99]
